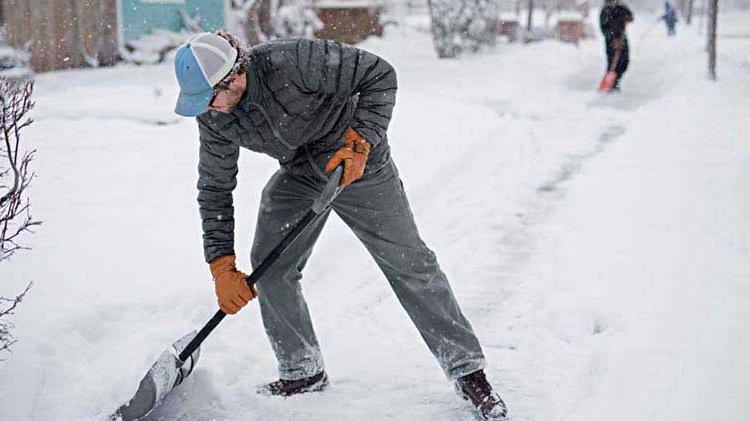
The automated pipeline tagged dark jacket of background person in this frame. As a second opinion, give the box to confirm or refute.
[600,1,634,40]
[599,1,634,84]
[662,1,678,35]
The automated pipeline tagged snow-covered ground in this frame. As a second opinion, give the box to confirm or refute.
[1,11,749,421]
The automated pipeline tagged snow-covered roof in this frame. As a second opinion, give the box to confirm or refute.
[314,0,385,9]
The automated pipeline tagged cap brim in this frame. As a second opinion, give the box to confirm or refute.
[174,87,213,117]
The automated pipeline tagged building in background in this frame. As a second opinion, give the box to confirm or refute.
[313,0,384,44]
[493,0,590,43]
[237,0,383,47]
[0,0,389,72]
[120,0,227,44]
[0,0,228,72]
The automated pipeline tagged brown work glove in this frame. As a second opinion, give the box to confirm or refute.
[209,255,257,314]
[324,128,371,186]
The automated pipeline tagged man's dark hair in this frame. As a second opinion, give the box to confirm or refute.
[214,30,249,91]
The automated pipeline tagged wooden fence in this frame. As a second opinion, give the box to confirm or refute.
[1,0,119,72]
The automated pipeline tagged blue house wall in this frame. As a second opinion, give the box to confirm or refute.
[120,0,227,43]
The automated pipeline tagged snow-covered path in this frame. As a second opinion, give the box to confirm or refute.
[525,65,750,421]
[1,12,748,421]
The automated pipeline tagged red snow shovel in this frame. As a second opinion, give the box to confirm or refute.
[598,45,622,92]
[111,166,344,421]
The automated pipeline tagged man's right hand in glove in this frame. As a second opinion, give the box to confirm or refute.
[324,128,371,186]
[209,255,257,314]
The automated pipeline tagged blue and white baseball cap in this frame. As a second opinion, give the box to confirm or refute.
[174,32,239,117]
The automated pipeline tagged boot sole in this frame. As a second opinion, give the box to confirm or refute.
[257,373,329,397]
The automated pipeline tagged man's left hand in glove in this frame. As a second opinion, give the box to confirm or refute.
[324,128,371,186]
[209,255,258,314]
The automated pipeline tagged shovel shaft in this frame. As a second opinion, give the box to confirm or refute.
[177,167,344,362]
[178,310,226,362]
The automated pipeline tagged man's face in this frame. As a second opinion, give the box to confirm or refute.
[209,73,247,114]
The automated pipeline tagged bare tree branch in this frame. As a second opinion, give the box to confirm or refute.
[0,281,33,358]
[0,79,38,262]
[0,78,37,358]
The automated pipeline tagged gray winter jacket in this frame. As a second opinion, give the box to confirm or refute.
[195,39,398,262]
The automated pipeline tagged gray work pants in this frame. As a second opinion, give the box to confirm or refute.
[250,159,485,381]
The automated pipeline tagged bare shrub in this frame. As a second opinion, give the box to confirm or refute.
[0,78,37,357]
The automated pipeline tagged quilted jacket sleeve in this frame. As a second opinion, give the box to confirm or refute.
[196,115,239,263]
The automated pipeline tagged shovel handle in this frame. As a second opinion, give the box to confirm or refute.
[178,310,227,361]
[178,166,344,362]
[312,166,345,214]
[246,166,343,287]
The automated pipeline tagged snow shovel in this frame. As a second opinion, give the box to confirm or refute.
[598,45,622,92]
[111,166,345,421]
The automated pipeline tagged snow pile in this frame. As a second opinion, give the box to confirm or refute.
[428,0,499,57]
[120,9,203,65]
[121,29,192,66]
[0,10,748,421]
[274,2,324,39]
[0,45,32,80]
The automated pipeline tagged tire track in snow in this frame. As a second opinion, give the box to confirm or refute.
[537,125,626,194]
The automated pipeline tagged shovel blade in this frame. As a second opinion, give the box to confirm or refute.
[112,330,201,421]
[598,71,617,92]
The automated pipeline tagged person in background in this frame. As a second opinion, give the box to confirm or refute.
[600,0,634,91]
[661,1,678,36]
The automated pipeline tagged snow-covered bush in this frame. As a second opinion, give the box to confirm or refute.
[231,0,323,46]
[121,29,194,66]
[121,9,203,65]
[0,27,32,81]
[0,47,32,81]
[428,0,499,58]
[274,1,324,39]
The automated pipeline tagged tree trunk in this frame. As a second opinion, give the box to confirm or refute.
[526,0,533,31]
[243,0,274,46]
[707,0,718,81]
[686,0,694,24]
[98,0,120,66]
[258,0,274,38]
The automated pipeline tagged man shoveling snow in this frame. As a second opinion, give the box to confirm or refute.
[172,31,507,419]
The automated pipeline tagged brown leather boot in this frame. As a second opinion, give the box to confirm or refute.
[258,371,329,397]
[455,370,508,419]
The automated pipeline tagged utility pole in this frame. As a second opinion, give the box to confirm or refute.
[527,0,534,31]
[707,0,718,80]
